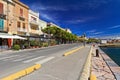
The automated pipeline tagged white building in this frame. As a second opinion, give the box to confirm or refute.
[47,22,65,31]
[28,10,40,40]
[101,39,107,44]
[47,22,72,33]
[39,19,47,35]
[65,28,72,33]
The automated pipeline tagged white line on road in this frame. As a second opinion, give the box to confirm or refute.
[0,55,19,60]
[35,56,55,64]
[13,56,34,62]
[23,56,45,63]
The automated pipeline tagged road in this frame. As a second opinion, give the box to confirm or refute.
[19,45,91,80]
[0,43,83,79]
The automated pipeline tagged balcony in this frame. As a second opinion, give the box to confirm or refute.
[19,16,25,21]
[17,28,27,32]
[0,14,6,20]
[30,20,39,26]
[30,29,40,35]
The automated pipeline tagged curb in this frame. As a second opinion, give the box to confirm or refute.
[79,46,93,80]
[90,74,97,80]
[1,64,41,80]
[63,46,84,56]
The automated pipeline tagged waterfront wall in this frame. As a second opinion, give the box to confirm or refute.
[99,49,120,80]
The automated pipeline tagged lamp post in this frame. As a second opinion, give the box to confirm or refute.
[48,29,50,46]
[83,33,86,47]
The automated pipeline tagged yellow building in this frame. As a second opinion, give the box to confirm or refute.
[0,0,15,49]
[12,0,29,36]
[0,0,15,33]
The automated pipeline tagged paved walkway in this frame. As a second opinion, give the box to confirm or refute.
[19,46,91,80]
[91,46,116,80]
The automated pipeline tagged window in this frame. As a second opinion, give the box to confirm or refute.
[0,3,3,14]
[20,8,23,17]
[17,21,20,28]
[23,23,25,29]
[31,16,37,21]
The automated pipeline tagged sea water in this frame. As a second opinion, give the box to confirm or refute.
[100,47,120,66]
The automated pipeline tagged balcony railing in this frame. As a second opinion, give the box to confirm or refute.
[0,28,4,31]
[17,28,27,32]
[0,14,6,20]
[30,29,39,34]
[30,20,39,25]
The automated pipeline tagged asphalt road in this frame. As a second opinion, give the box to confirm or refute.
[19,45,91,80]
[0,43,82,78]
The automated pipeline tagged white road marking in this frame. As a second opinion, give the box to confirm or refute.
[0,55,19,60]
[13,56,35,62]
[36,56,55,64]
[23,56,45,63]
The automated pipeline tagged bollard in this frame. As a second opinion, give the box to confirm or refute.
[96,49,99,57]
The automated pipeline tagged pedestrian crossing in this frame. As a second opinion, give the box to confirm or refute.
[23,56,45,63]
[0,54,54,64]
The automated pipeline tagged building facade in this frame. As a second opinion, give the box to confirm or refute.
[0,0,15,49]
[0,0,15,33]
[65,28,72,33]
[39,19,47,35]
[13,0,29,36]
[28,10,40,41]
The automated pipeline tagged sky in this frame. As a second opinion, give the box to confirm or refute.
[20,0,120,38]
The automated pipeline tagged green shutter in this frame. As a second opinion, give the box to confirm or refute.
[0,19,4,30]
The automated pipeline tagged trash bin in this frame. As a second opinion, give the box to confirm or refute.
[96,49,99,57]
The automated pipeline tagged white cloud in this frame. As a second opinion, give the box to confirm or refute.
[66,19,86,24]
[87,29,96,33]
[81,0,112,9]
[30,2,68,11]
[94,32,103,35]
[108,25,120,29]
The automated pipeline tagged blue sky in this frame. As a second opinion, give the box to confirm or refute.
[20,0,120,38]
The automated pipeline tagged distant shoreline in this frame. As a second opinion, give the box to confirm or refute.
[99,44,120,47]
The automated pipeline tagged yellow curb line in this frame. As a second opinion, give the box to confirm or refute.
[63,46,84,56]
[80,46,93,80]
[1,64,41,80]
[90,74,97,80]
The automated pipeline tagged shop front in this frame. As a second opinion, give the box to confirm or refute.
[0,32,26,51]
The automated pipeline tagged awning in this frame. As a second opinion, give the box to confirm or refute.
[12,35,26,40]
[0,33,26,40]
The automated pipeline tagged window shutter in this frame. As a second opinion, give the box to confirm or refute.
[0,3,3,14]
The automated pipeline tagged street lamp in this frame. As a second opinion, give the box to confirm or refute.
[83,33,86,47]
[48,29,50,46]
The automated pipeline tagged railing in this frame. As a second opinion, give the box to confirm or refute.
[17,28,27,32]
[0,27,4,31]
[30,20,39,25]
[30,29,39,34]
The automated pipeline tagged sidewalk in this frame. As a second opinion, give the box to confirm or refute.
[0,45,61,55]
[91,46,116,80]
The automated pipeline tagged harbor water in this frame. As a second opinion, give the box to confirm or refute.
[100,47,120,66]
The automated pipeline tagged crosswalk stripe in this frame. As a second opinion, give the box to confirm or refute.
[13,56,34,62]
[35,56,55,64]
[0,55,19,60]
[23,56,45,63]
